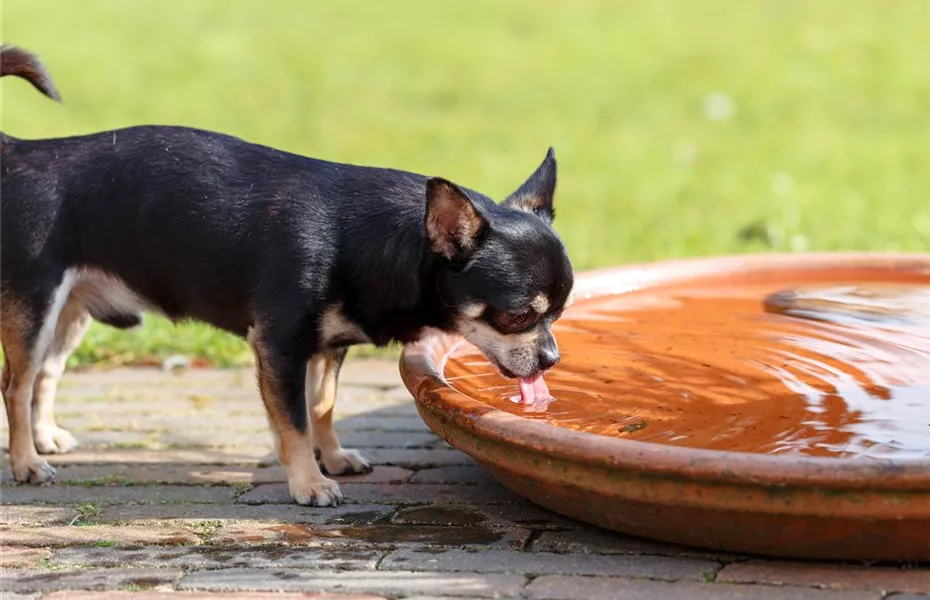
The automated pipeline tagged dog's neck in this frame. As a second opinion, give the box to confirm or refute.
[336,206,451,346]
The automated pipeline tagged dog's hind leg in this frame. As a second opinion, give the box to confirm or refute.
[307,349,372,475]
[32,295,91,454]
[248,326,343,506]
[1,271,76,483]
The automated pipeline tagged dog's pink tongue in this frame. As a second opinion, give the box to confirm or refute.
[518,374,551,405]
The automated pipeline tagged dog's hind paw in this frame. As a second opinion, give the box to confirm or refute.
[321,448,373,476]
[11,456,57,484]
[34,424,79,454]
[289,476,344,507]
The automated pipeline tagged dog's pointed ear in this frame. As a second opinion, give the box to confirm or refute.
[425,178,488,260]
[503,147,557,223]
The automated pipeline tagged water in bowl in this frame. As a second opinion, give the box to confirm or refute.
[443,278,930,459]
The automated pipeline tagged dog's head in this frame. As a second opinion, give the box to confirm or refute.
[425,148,574,379]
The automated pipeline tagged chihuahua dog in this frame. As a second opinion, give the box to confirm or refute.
[1,46,574,506]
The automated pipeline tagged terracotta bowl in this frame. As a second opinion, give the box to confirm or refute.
[400,252,930,561]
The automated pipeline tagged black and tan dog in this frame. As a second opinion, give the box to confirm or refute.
[0,46,574,505]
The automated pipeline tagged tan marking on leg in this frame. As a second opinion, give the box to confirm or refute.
[2,358,10,398]
[1,369,51,482]
[307,353,371,475]
[1,278,74,484]
[33,296,90,454]
[247,328,342,506]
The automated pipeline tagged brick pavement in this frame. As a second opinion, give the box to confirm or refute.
[1,360,927,599]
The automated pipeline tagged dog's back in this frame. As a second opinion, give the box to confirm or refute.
[0,46,425,337]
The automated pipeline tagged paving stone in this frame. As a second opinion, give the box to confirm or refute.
[157,430,437,449]
[43,593,385,600]
[403,598,500,600]
[2,524,200,546]
[157,430,275,447]
[328,415,430,432]
[238,482,521,505]
[452,503,584,530]
[210,523,528,549]
[57,388,399,420]
[718,561,930,594]
[62,367,251,387]
[1,430,154,449]
[8,366,912,600]
[0,546,52,568]
[411,466,497,484]
[332,431,440,449]
[532,529,739,560]
[44,447,270,465]
[0,484,238,505]
[39,447,465,468]
[393,505,490,526]
[64,415,271,433]
[339,359,404,388]
[381,548,720,580]
[361,449,475,468]
[525,576,882,600]
[179,568,525,596]
[51,545,380,570]
[95,502,396,525]
[0,593,39,600]
[3,568,184,593]
[327,398,419,417]
[53,464,411,485]
[0,505,76,526]
[55,402,259,417]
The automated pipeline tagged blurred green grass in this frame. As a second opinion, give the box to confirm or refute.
[2,0,928,368]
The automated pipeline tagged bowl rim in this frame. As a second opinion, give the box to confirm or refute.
[400,252,930,490]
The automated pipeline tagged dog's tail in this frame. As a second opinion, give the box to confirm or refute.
[0,45,62,102]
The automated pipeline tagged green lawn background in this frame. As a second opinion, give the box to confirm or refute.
[2,0,928,368]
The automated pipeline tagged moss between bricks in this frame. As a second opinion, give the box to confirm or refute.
[71,501,100,526]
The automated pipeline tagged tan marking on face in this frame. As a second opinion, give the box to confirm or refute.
[461,302,486,319]
[531,294,549,314]
[565,288,576,308]
[455,317,544,378]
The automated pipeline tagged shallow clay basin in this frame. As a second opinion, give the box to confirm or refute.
[400,253,930,561]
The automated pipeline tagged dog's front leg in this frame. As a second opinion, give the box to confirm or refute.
[306,349,372,475]
[248,328,342,506]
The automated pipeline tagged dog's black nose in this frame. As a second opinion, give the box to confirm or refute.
[538,346,560,371]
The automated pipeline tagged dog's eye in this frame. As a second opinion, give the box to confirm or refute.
[491,308,537,333]
[510,310,533,326]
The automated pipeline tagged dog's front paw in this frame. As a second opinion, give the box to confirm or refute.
[34,424,79,454]
[321,448,372,476]
[10,455,57,484]
[289,476,344,507]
